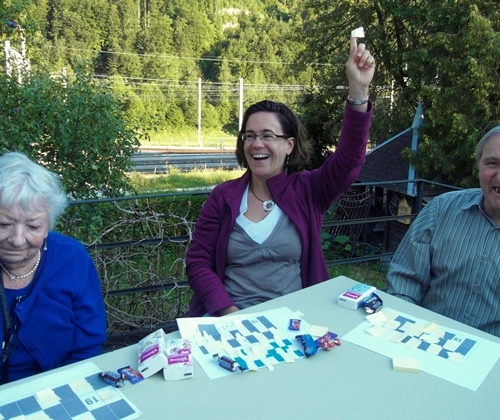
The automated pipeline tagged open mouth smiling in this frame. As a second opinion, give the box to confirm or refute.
[252,154,269,161]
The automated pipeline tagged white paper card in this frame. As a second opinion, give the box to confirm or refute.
[351,27,365,38]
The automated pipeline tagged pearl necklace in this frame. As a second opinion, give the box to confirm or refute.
[0,250,41,280]
[250,183,275,212]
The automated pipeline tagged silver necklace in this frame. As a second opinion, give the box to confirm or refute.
[0,250,41,280]
[250,184,275,212]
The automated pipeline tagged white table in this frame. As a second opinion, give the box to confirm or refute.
[3,275,500,419]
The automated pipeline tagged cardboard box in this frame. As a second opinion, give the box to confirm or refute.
[337,283,376,310]
[163,338,194,381]
[138,328,168,378]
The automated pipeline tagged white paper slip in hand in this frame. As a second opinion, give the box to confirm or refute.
[351,27,365,38]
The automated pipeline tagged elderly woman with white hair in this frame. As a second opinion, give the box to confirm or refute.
[0,151,106,384]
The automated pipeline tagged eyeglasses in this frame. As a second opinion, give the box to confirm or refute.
[241,132,289,142]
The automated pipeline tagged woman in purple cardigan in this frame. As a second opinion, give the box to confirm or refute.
[186,36,375,317]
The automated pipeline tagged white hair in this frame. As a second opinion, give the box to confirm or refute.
[0,152,67,229]
[476,126,500,167]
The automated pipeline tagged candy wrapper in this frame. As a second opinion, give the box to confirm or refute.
[118,365,144,384]
[98,371,126,387]
[362,293,383,314]
[213,354,243,372]
[295,334,318,358]
[315,331,341,350]
[296,331,341,357]
[288,319,301,331]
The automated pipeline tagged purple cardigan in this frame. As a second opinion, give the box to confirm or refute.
[186,102,373,316]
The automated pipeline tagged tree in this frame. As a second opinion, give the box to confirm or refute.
[135,82,169,131]
[299,0,500,186]
[7,0,316,146]
[409,2,500,187]
[135,12,178,80]
[103,0,143,77]
[0,68,142,199]
[44,0,107,71]
[108,75,147,127]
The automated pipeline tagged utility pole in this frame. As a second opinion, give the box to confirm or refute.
[238,78,243,131]
[197,77,202,148]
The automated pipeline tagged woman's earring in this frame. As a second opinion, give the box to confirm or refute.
[43,238,47,251]
[285,155,290,176]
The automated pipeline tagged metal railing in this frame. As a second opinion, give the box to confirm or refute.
[59,179,459,348]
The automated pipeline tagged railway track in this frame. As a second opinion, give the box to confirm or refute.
[131,149,238,174]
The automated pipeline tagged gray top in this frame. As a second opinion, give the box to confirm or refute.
[224,213,301,309]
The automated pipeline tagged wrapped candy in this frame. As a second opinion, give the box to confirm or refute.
[296,331,341,357]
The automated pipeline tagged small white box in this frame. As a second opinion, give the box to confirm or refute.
[138,328,168,378]
[163,338,194,381]
[337,283,376,310]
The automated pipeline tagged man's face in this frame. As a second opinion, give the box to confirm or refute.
[479,134,500,223]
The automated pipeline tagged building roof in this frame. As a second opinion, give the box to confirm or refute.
[357,101,424,197]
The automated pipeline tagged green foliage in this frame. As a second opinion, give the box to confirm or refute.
[1,0,497,189]
[201,102,220,130]
[299,0,500,186]
[0,67,142,198]
[409,2,500,187]
[57,193,203,335]
[10,0,312,139]
[328,262,388,290]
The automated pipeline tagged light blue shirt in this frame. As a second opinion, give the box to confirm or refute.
[386,188,500,337]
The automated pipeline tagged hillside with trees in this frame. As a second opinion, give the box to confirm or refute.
[0,0,498,191]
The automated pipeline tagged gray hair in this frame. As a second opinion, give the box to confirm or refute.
[0,152,67,229]
[476,126,500,167]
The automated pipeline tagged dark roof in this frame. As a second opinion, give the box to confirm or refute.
[357,128,413,195]
[357,101,424,197]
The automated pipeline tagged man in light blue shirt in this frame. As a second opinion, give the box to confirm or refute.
[387,126,500,337]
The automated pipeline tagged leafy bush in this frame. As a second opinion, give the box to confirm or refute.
[0,67,143,199]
